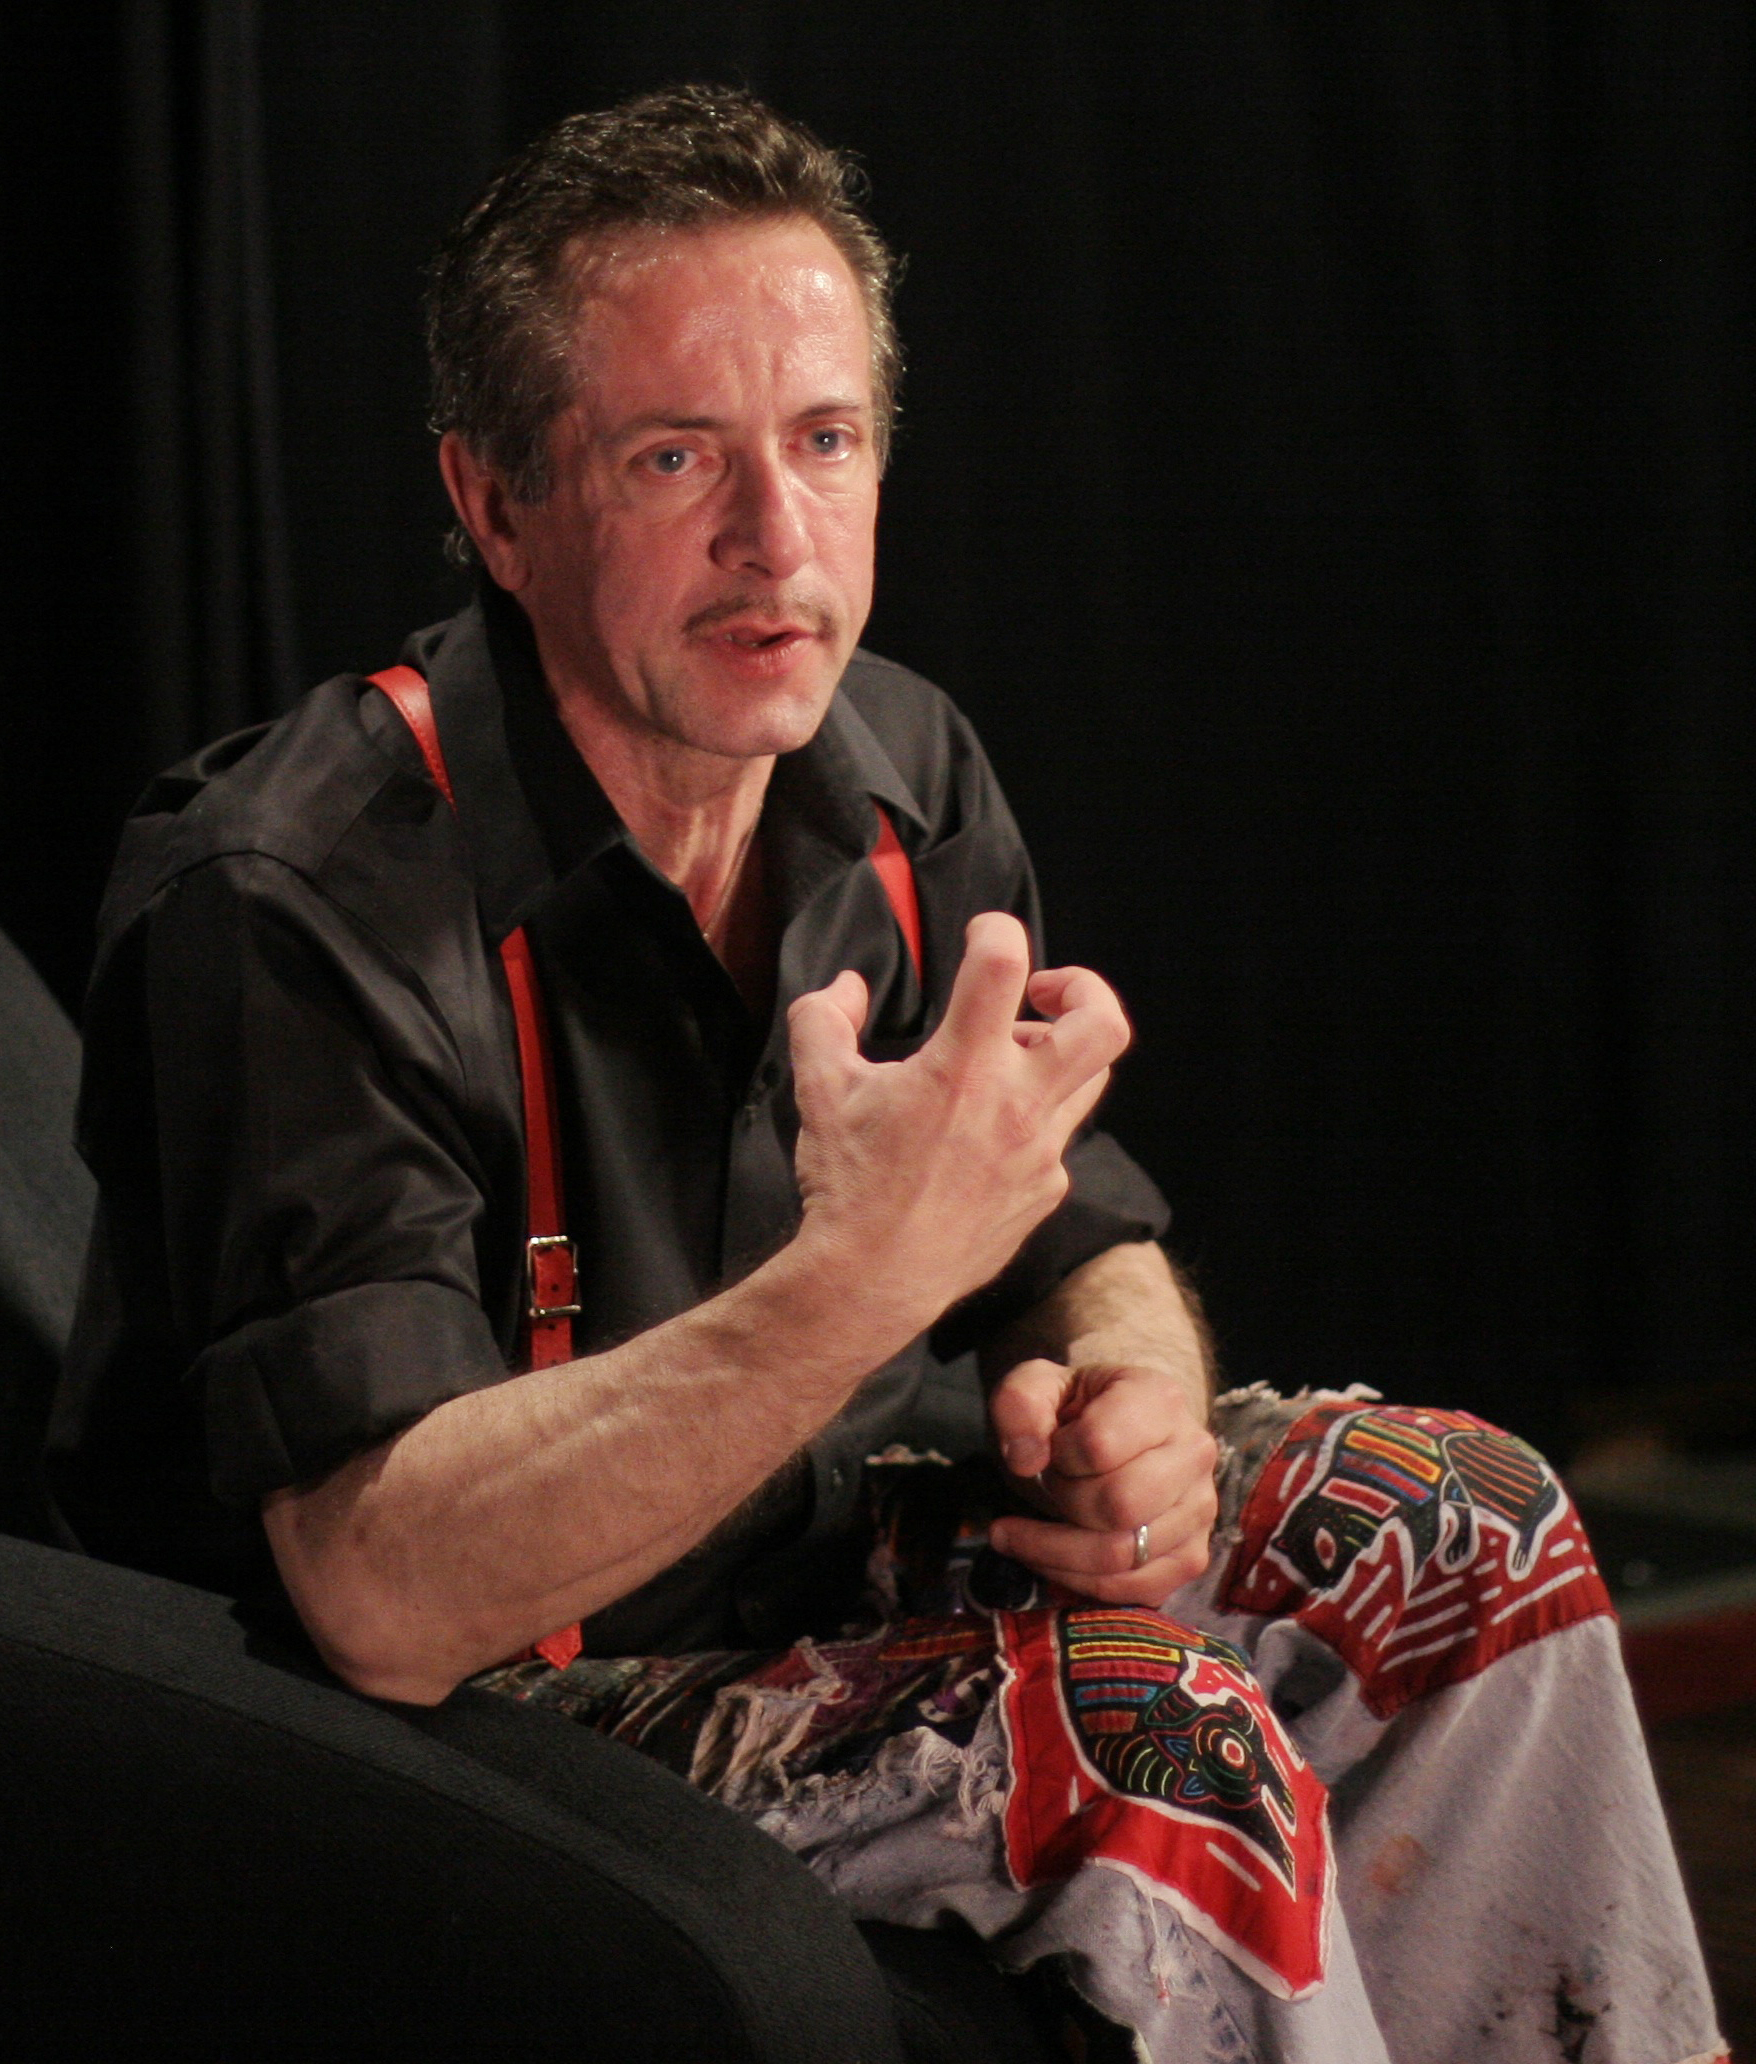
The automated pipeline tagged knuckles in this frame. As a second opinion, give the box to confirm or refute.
[962,927,1032,981]
[992,1092,1044,1155]
[1088,1478,1139,1533]
[1065,1418,1134,1479]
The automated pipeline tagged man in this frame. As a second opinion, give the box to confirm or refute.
[53,87,1723,2063]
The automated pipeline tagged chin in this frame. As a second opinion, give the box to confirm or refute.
[692,707,830,761]
[663,666,842,761]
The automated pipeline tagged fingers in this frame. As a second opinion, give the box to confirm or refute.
[988,1468,1216,1604]
[930,913,1033,1065]
[990,1508,1213,1603]
[1039,1430,1218,1539]
[989,1357,1074,1481]
[993,1436,1217,1562]
[986,1361,1220,1606]
[1047,1364,1213,1484]
[1047,1063,1112,1145]
[1017,966,1132,1108]
[787,971,869,1107]
[925,926,1128,1145]
[1026,964,1130,1030]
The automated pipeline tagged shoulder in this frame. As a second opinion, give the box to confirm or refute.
[83,680,496,1125]
[837,648,1014,842]
[94,673,455,963]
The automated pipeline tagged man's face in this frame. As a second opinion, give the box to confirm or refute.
[503,216,880,764]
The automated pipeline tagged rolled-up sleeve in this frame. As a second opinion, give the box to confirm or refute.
[198,1279,506,1509]
[139,854,515,1511]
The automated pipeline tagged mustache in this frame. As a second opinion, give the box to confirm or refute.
[683,593,837,639]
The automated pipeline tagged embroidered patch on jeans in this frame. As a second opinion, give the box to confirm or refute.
[998,1606,1331,2001]
[1221,1403,1613,1717]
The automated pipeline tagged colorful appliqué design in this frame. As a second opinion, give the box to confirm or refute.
[1060,1614,1299,1884]
[999,1606,1331,2001]
[1222,1403,1612,1717]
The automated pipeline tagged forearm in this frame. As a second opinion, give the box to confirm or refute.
[267,917,1131,1704]
[265,1227,920,1704]
[980,1240,1213,1423]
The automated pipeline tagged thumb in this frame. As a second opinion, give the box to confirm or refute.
[990,1357,1073,1481]
[788,970,869,1107]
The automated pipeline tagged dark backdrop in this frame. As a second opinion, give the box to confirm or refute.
[5,2,1751,1456]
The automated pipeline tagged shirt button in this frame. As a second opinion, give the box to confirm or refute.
[829,1465,846,1493]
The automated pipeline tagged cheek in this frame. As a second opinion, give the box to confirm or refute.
[818,496,878,593]
[554,519,683,639]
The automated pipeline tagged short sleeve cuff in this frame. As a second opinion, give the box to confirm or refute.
[197,1278,512,1511]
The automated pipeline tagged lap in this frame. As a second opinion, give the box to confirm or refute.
[469,1398,1720,2064]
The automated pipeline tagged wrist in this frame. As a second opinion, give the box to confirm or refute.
[733,1213,930,1393]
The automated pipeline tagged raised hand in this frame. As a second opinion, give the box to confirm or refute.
[786,912,1132,1346]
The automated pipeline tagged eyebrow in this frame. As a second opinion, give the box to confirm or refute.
[604,398,871,446]
[610,414,722,440]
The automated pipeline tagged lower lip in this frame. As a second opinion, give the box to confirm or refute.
[703,630,817,682]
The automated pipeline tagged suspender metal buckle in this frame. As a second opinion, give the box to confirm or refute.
[525,1233,582,1322]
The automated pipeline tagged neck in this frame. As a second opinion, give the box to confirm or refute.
[537,658,773,933]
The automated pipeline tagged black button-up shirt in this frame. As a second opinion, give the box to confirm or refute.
[50,587,1168,1651]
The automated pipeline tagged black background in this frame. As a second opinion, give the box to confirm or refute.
[5,3,1751,1457]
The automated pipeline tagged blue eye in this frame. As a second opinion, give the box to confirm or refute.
[810,428,849,456]
[650,448,690,474]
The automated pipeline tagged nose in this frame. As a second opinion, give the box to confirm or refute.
[710,448,812,582]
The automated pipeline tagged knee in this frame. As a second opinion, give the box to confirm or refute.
[1229,1398,1582,1600]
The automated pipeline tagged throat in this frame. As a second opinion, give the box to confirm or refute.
[703,825,777,1026]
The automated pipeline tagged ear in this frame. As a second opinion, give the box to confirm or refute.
[438,431,534,592]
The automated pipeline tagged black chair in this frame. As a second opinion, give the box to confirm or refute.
[0,930,1056,2061]
[0,930,92,1545]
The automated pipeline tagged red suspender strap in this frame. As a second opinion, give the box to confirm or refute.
[871,806,923,983]
[370,669,922,1672]
[372,665,456,806]
[371,663,582,1671]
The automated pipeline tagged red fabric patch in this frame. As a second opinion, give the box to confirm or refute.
[998,1606,1331,2001]
[1222,1403,1613,1718]
[534,1623,583,1670]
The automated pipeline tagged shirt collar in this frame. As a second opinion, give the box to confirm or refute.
[405,582,928,943]
[785,674,929,846]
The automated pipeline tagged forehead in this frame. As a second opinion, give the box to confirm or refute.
[561,217,872,418]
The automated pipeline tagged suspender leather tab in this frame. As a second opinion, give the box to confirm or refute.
[526,1234,582,1322]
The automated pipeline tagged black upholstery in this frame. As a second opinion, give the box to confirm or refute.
[0,930,92,1542]
[0,930,1055,2062]
[0,1532,909,2061]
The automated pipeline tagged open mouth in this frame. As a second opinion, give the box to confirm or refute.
[723,626,805,649]
[686,600,830,676]
[703,622,820,675]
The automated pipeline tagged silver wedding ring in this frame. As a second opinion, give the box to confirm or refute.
[1132,1522,1151,1571]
